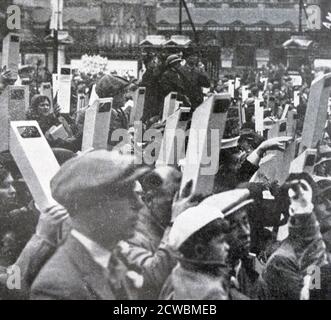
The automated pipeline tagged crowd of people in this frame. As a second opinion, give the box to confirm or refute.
[0,48,331,300]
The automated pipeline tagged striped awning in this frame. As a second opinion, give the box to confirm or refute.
[156,5,306,32]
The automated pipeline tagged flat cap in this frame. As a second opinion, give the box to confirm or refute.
[51,150,150,211]
[96,74,130,98]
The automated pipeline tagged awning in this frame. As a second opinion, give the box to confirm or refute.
[140,35,167,46]
[156,5,303,31]
[163,35,192,47]
[282,36,313,49]
[140,35,192,47]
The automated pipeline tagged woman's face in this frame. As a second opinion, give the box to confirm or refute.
[206,235,230,265]
[37,99,51,116]
[0,173,16,209]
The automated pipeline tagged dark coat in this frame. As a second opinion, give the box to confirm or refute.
[259,213,327,300]
[180,66,210,111]
[160,67,189,107]
[141,67,164,122]
[30,235,139,300]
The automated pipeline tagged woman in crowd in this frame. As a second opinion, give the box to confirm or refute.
[26,95,59,134]
[26,94,81,152]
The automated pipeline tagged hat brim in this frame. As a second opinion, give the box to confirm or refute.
[168,58,183,66]
[122,166,151,186]
[224,199,254,218]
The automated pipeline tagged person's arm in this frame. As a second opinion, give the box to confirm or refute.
[122,227,176,294]
[246,136,292,167]
[265,178,327,300]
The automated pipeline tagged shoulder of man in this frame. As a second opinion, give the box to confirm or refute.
[30,241,85,300]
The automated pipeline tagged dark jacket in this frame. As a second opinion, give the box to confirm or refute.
[160,67,189,107]
[180,65,210,111]
[231,257,261,300]
[30,235,139,300]
[141,67,164,122]
[259,213,327,300]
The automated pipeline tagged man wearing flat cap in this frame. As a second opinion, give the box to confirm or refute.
[31,150,149,300]
[122,166,182,299]
[76,74,131,150]
[160,54,191,108]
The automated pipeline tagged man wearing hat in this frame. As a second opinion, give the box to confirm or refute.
[160,188,254,300]
[180,52,210,111]
[259,173,328,300]
[74,74,132,151]
[31,150,149,300]
[160,54,191,108]
[95,74,132,149]
[140,54,164,123]
[122,166,181,299]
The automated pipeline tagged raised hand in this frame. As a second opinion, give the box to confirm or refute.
[171,180,206,222]
[36,205,69,245]
[287,179,314,216]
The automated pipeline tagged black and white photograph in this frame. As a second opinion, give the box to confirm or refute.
[0,0,331,304]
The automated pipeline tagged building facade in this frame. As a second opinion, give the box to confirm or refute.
[1,0,331,75]
[157,0,329,69]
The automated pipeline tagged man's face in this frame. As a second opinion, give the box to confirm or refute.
[227,150,246,174]
[85,183,144,249]
[239,139,254,155]
[0,173,17,208]
[187,56,199,67]
[145,169,181,227]
[106,185,144,241]
[172,61,182,70]
[226,209,251,260]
